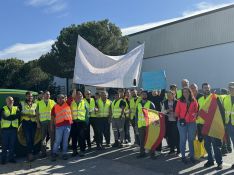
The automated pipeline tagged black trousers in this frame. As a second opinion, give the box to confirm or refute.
[84,122,91,148]
[167,121,180,152]
[124,118,131,142]
[71,121,86,152]
[97,118,110,145]
[89,118,99,144]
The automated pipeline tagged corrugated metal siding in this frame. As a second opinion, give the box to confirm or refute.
[128,7,234,58]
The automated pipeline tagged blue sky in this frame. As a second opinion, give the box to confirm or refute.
[0,0,234,61]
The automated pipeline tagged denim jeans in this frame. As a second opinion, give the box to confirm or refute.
[22,120,37,154]
[226,123,234,147]
[177,121,196,158]
[53,125,71,154]
[204,136,222,165]
[1,128,17,160]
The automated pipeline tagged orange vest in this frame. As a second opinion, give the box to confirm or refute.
[54,103,72,125]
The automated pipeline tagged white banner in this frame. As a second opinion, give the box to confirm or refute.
[73,35,144,88]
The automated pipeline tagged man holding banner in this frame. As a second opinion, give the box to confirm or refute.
[136,91,155,158]
[198,83,225,170]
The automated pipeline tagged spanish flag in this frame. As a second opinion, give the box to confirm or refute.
[143,108,165,150]
[198,94,225,140]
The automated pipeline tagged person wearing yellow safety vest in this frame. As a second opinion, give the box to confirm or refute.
[177,79,189,99]
[136,91,155,158]
[111,90,126,148]
[19,91,39,162]
[219,88,232,155]
[36,91,56,158]
[70,90,88,157]
[199,83,223,170]
[129,89,141,145]
[0,96,20,164]
[223,82,234,169]
[84,90,97,151]
[96,91,112,149]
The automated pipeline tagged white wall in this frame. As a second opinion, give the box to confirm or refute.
[141,42,234,89]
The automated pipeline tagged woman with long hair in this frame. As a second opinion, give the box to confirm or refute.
[175,87,198,164]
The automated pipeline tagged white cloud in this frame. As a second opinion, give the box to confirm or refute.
[182,1,234,17]
[121,18,181,36]
[26,0,67,13]
[0,40,54,62]
[122,1,234,35]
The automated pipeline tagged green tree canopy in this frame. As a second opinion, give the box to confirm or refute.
[39,19,128,78]
[0,58,53,91]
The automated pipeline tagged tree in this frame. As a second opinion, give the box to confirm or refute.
[13,60,53,91]
[0,58,24,88]
[39,19,128,78]
[0,58,53,91]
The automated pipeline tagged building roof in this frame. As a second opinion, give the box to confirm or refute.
[127,4,234,37]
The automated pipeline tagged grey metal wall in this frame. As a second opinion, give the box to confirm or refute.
[128,6,234,59]
[140,42,234,89]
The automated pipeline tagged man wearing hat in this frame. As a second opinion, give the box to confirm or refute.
[223,82,234,168]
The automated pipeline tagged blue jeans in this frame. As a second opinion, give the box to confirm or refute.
[204,136,222,165]
[177,121,196,158]
[53,125,71,154]
[1,129,17,160]
[22,120,37,154]
[226,123,234,146]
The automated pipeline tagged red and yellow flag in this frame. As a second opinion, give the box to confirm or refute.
[143,108,165,150]
[198,94,225,140]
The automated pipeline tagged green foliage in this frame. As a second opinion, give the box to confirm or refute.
[39,19,128,78]
[0,58,53,91]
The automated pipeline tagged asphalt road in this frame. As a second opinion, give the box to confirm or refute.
[1,127,234,175]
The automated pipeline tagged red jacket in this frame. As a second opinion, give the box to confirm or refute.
[175,100,198,123]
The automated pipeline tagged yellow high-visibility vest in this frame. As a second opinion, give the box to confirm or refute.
[21,101,37,122]
[71,100,86,121]
[129,97,141,120]
[1,106,19,128]
[97,99,111,118]
[137,101,151,128]
[38,99,56,122]
[196,95,211,124]
[223,95,234,125]
[84,98,96,118]
[111,99,123,119]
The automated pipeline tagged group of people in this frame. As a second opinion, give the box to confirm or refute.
[1,79,234,171]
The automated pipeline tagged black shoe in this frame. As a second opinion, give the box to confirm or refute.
[231,164,234,169]
[182,157,188,164]
[204,161,214,168]
[190,158,196,164]
[137,153,146,158]
[168,150,175,155]
[96,146,103,150]
[118,143,124,148]
[216,164,223,170]
[105,143,111,147]
[87,146,92,152]
[1,159,6,165]
[62,154,69,160]
[51,154,57,162]
[40,153,47,158]
[228,147,232,153]
[72,151,78,157]
[112,141,119,148]
[9,159,17,163]
[79,151,85,157]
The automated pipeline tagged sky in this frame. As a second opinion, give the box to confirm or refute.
[1,0,234,62]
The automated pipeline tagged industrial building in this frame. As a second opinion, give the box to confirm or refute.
[127,5,234,89]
